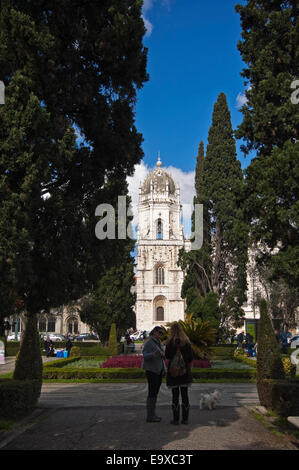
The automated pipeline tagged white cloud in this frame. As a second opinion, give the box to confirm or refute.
[127,161,195,238]
[236,86,251,109]
[236,92,248,109]
[142,0,172,37]
[142,15,154,37]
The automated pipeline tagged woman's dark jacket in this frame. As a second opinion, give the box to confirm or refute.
[165,340,193,387]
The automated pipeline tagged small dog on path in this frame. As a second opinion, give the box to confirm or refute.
[199,390,222,410]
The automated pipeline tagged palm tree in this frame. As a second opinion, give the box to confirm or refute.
[161,313,217,359]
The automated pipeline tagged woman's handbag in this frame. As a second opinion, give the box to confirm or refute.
[169,349,186,377]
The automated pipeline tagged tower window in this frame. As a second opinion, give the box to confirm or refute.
[156,267,165,285]
[157,219,163,239]
[156,307,164,321]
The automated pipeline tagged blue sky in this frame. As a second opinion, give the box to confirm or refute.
[135,0,251,172]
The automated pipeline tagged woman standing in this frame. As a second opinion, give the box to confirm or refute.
[142,326,166,423]
[165,322,193,425]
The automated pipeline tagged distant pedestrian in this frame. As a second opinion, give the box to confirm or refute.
[237,331,244,349]
[142,326,166,423]
[280,330,288,354]
[66,337,73,357]
[246,333,254,357]
[165,322,193,425]
[44,336,55,357]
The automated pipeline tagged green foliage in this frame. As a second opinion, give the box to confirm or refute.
[179,94,249,334]
[0,378,42,419]
[108,323,118,356]
[235,1,299,289]
[13,314,42,383]
[163,314,217,359]
[187,292,221,330]
[0,1,147,374]
[79,260,136,344]
[282,357,296,378]
[234,348,248,359]
[257,299,285,383]
[257,379,299,417]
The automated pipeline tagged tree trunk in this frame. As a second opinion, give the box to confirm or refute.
[14,312,43,382]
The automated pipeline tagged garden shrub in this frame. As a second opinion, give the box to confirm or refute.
[192,368,256,380]
[212,346,235,360]
[69,346,81,357]
[282,357,296,377]
[0,379,42,419]
[43,356,81,368]
[42,366,255,381]
[234,349,247,359]
[257,379,299,417]
[255,299,298,417]
[108,323,118,356]
[256,300,285,381]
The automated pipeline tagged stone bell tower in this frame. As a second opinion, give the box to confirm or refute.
[135,155,190,331]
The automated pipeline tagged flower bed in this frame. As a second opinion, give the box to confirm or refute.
[100,355,211,369]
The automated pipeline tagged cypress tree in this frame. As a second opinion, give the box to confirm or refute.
[179,95,249,333]
[256,299,285,381]
[204,93,248,328]
[235,0,299,288]
[108,323,118,356]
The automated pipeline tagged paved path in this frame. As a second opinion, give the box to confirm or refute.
[1,382,298,451]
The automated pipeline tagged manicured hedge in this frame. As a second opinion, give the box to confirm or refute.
[42,361,256,380]
[192,368,256,380]
[0,378,42,419]
[43,356,82,369]
[6,341,108,357]
[43,367,146,380]
[211,346,235,360]
[257,378,299,417]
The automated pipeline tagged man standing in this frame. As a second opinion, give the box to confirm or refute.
[142,326,166,423]
[237,331,244,349]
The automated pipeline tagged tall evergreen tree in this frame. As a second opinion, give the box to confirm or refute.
[205,93,249,329]
[180,94,249,333]
[0,2,147,375]
[235,0,299,288]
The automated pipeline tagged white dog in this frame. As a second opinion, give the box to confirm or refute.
[199,390,221,410]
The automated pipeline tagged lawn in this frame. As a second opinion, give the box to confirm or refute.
[62,358,106,369]
[211,360,253,370]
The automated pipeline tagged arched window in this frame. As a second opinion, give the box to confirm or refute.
[67,317,79,334]
[154,295,166,322]
[156,307,164,321]
[38,316,47,332]
[155,266,165,285]
[47,316,56,333]
[156,219,163,239]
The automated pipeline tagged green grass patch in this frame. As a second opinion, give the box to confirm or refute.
[211,360,252,370]
[61,357,108,369]
[250,409,299,443]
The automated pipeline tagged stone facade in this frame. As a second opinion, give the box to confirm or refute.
[135,157,190,331]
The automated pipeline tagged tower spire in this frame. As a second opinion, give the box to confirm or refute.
[156,151,162,167]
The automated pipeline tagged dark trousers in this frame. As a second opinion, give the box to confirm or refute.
[172,386,189,407]
[146,370,163,399]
